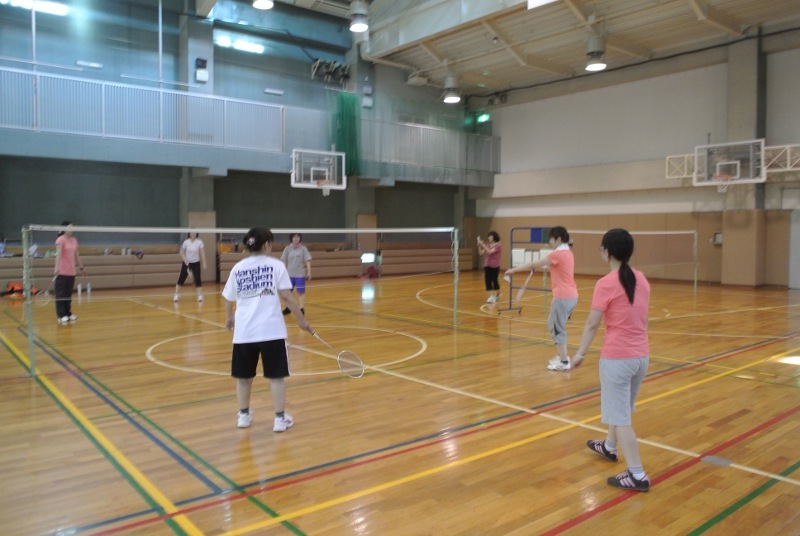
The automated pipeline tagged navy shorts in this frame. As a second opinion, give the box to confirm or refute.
[289,276,306,294]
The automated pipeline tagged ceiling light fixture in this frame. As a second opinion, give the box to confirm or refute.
[76,60,103,69]
[5,0,70,16]
[252,0,274,9]
[527,0,558,9]
[442,75,461,104]
[585,35,607,72]
[232,40,265,54]
[349,0,369,33]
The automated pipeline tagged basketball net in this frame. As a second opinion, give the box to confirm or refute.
[316,179,334,196]
[712,174,733,193]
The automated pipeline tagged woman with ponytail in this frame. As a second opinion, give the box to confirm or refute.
[572,229,652,492]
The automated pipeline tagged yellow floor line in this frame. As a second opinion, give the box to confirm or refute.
[221,344,798,535]
[0,332,204,536]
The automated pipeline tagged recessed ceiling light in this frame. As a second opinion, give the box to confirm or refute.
[252,0,274,9]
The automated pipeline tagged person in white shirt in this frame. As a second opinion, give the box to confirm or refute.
[222,227,313,432]
[174,232,207,302]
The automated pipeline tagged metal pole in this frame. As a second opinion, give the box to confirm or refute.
[693,230,698,298]
[158,0,164,140]
[158,0,163,86]
[453,228,459,325]
[22,226,37,377]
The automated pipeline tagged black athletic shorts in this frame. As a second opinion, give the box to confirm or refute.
[231,339,290,379]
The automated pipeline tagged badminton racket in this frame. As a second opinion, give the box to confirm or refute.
[312,332,365,378]
[35,277,57,307]
[514,271,534,302]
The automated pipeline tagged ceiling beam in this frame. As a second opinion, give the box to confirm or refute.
[196,0,217,18]
[687,0,743,36]
[523,55,574,76]
[482,20,526,66]
[459,71,509,91]
[283,0,351,18]
[419,40,510,91]
[419,42,447,65]
[606,35,651,60]
[482,19,572,76]
[561,0,590,26]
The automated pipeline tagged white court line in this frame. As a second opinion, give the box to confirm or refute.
[129,297,429,377]
[415,282,794,340]
[411,283,800,486]
[128,294,800,488]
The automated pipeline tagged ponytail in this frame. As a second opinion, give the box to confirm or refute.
[242,227,273,253]
[618,262,636,304]
[601,228,636,304]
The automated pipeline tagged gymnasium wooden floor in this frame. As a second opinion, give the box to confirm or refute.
[1,270,799,535]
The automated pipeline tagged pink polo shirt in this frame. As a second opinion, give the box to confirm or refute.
[547,248,578,299]
[56,235,79,276]
[591,268,650,358]
[483,243,501,268]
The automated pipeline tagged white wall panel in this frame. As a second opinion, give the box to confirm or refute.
[767,48,800,146]
[494,65,728,173]
[477,188,726,218]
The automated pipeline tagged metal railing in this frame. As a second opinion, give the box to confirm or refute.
[0,66,284,152]
[361,118,500,173]
[0,66,499,174]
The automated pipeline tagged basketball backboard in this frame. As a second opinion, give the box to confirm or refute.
[692,139,765,189]
[291,149,346,196]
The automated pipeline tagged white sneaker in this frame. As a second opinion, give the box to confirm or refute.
[547,356,571,371]
[237,411,252,428]
[69,314,77,322]
[58,316,69,325]
[173,294,179,302]
[486,296,494,303]
[273,413,294,432]
[197,295,203,302]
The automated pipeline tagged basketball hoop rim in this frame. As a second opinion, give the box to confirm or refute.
[315,179,335,196]
[711,174,733,193]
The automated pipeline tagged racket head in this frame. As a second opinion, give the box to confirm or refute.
[35,277,57,307]
[514,271,534,302]
[337,350,365,378]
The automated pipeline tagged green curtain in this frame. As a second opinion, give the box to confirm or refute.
[333,92,361,177]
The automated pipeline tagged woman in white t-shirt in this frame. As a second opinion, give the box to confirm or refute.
[174,232,207,302]
[222,227,313,433]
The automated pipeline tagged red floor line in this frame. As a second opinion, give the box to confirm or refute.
[87,337,792,534]
[542,404,800,535]
[83,340,778,534]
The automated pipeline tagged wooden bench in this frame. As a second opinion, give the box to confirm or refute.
[219,249,363,282]
[379,247,472,275]
[1,242,475,291]
[0,252,183,291]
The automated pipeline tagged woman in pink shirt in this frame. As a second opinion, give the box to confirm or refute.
[573,228,651,492]
[54,222,87,324]
[477,231,502,304]
[505,226,578,371]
